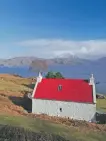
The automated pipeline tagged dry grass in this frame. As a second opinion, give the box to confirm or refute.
[0,74,32,92]
[0,74,33,116]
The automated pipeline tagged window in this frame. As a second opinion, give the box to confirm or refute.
[58,85,62,91]
[60,108,62,112]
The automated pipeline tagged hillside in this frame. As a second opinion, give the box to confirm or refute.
[0,74,33,115]
[1,114,106,141]
[0,74,106,141]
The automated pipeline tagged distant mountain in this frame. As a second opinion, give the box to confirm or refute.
[0,55,105,68]
[0,55,92,67]
[0,57,38,67]
[51,55,91,65]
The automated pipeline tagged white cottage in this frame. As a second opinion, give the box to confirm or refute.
[31,73,96,122]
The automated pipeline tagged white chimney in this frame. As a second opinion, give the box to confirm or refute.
[89,74,95,85]
[37,72,43,82]
[32,72,43,98]
[89,74,96,104]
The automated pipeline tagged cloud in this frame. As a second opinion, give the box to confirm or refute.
[16,39,106,59]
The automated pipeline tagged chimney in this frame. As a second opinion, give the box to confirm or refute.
[32,72,43,98]
[89,74,96,104]
[37,71,43,82]
[89,74,95,85]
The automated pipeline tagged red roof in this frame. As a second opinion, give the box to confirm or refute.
[33,78,93,103]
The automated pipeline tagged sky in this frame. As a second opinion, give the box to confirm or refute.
[0,0,106,59]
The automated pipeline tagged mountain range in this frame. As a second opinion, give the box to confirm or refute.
[0,54,94,67]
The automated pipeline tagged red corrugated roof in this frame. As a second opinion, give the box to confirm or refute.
[33,78,93,103]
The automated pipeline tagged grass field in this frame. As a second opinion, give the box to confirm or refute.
[0,124,69,141]
[97,99,106,113]
[0,74,106,141]
[0,74,32,92]
[0,114,106,141]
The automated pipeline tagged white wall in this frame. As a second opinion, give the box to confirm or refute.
[32,99,96,122]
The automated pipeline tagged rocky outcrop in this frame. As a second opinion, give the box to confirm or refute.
[96,94,105,99]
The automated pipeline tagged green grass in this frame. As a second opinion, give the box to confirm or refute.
[97,99,106,112]
[0,114,106,141]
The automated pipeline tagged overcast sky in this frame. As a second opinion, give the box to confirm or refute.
[0,0,106,59]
